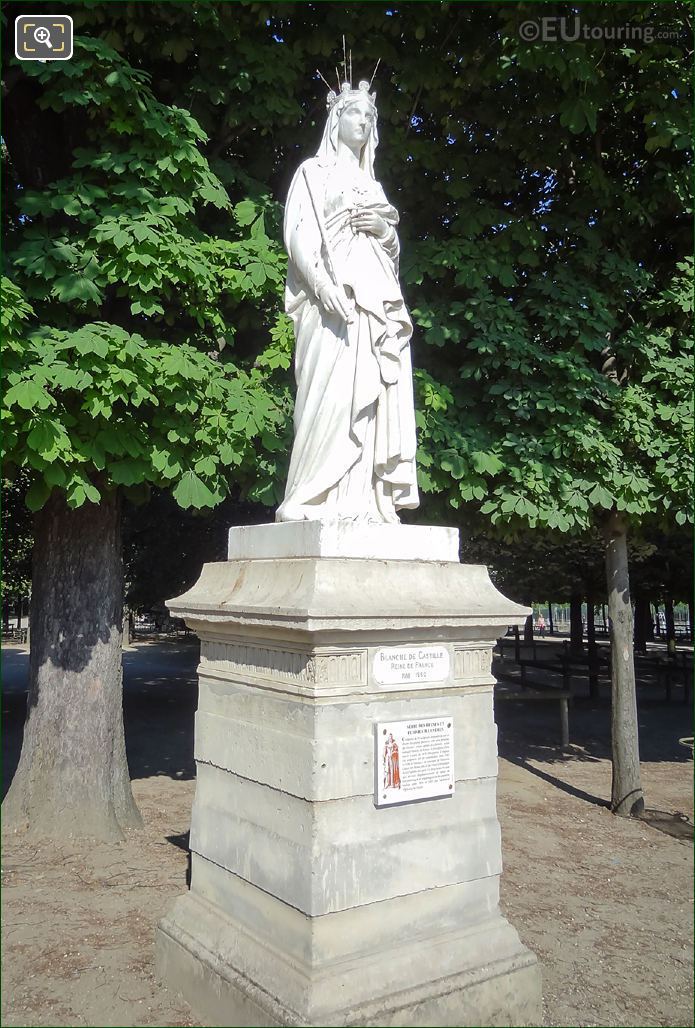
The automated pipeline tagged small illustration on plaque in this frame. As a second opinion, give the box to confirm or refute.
[382,731,401,790]
[375,717,454,807]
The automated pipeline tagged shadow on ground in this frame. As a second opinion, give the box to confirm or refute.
[3,637,692,808]
[1,639,199,799]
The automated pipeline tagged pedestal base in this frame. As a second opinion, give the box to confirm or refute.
[159,525,541,1026]
[156,893,540,1026]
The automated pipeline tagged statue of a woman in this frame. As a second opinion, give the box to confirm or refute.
[276,78,419,524]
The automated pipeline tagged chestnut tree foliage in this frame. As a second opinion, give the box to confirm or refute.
[2,1,691,832]
[3,34,288,513]
[4,0,691,528]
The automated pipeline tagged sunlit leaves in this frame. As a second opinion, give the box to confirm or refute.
[3,28,291,513]
[400,4,692,537]
[2,292,285,511]
[4,2,692,540]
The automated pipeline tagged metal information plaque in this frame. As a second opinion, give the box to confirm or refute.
[375,717,455,807]
[373,645,450,686]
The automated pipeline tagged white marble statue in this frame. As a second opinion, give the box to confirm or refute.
[276,77,419,524]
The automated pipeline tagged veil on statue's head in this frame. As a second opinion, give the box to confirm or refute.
[315,80,379,178]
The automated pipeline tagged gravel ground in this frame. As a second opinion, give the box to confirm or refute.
[2,638,692,1027]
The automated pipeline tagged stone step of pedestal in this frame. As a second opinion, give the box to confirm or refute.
[227,521,460,563]
[189,856,503,968]
[156,889,540,1026]
[190,763,502,915]
[193,687,498,800]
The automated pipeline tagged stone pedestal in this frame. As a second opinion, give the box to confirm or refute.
[156,524,541,1026]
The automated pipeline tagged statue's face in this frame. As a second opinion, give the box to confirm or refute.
[338,97,375,149]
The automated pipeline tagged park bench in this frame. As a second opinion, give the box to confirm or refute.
[494,635,611,697]
[555,646,611,696]
[2,627,28,644]
[494,677,571,748]
[635,652,692,704]
[519,649,608,696]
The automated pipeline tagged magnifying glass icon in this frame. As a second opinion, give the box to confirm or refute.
[34,26,53,48]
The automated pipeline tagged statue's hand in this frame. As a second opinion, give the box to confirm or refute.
[317,282,354,323]
[350,210,389,239]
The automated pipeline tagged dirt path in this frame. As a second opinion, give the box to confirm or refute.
[498,758,692,1027]
[2,640,692,1027]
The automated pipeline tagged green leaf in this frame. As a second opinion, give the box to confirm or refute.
[234,199,257,226]
[83,481,101,503]
[471,451,504,476]
[173,470,215,509]
[27,420,61,458]
[588,484,614,510]
[110,461,147,486]
[5,380,55,411]
[199,180,230,207]
[52,276,102,304]
[248,263,267,287]
[26,479,51,511]
[194,455,217,476]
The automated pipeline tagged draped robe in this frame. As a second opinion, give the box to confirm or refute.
[276,156,419,522]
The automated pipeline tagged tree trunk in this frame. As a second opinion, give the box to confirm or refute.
[3,489,141,841]
[547,602,554,635]
[523,613,534,643]
[633,593,649,655]
[603,510,644,818]
[688,599,694,644]
[570,592,584,653]
[664,598,676,656]
[646,603,655,642]
[586,597,599,700]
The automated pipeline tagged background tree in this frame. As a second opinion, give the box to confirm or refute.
[1,471,33,627]
[2,25,287,839]
[122,491,270,613]
[378,2,693,815]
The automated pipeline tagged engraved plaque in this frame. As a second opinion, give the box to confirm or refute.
[373,645,450,686]
[375,717,454,807]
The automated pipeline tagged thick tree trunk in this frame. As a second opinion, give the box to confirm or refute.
[547,602,554,635]
[570,592,584,653]
[3,489,141,841]
[523,613,534,643]
[604,511,644,818]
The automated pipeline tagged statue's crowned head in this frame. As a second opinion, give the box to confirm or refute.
[316,77,380,177]
[326,79,377,114]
